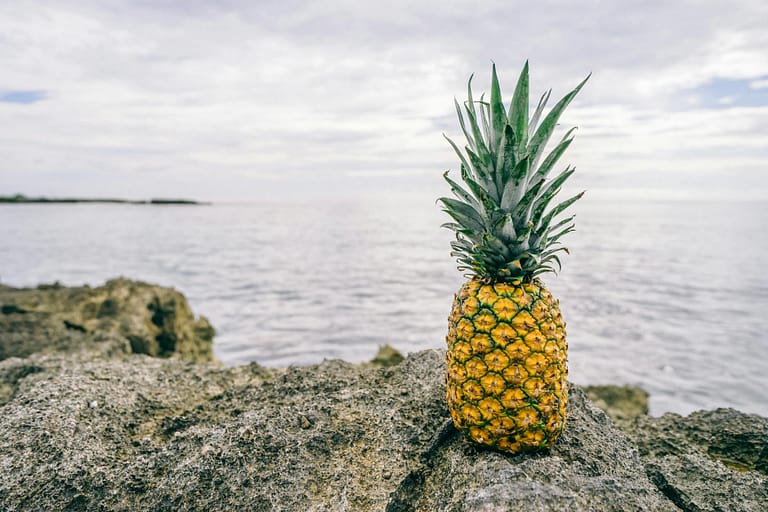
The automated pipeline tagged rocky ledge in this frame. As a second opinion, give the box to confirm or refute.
[0,280,766,511]
[0,278,214,363]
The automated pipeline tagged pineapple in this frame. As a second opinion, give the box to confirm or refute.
[440,62,588,453]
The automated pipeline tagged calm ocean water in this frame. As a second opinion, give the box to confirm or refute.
[1,196,766,416]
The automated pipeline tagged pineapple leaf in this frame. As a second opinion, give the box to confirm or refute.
[463,106,491,170]
[478,95,493,159]
[541,253,563,272]
[532,128,576,183]
[454,98,475,149]
[515,221,534,244]
[452,244,473,257]
[531,215,575,248]
[443,171,481,210]
[473,250,498,268]
[439,197,486,233]
[442,222,464,232]
[529,73,590,173]
[443,62,588,282]
[464,77,491,165]
[446,226,483,246]
[490,63,506,154]
[541,246,570,259]
[511,150,531,184]
[512,178,545,229]
[466,147,498,200]
[537,191,584,235]
[443,135,472,178]
[465,73,477,118]
[529,88,552,136]
[552,215,576,230]
[532,265,558,277]
[451,237,478,253]
[517,250,541,270]
[549,214,575,232]
[481,233,512,260]
[548,225,575,245]
[450,235,472,248]
[542,165,576,198]
[508,60,530,156]
[502,260,525,277]
[495,124,517,194]
[530,166,575,227]
[530,213,575,249]
[500,154,530,211]
[461,165,493,206]
[494,213,517,243]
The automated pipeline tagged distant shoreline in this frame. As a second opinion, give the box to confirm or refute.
[0,194,208,205]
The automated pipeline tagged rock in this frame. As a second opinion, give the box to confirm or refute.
[0,348,675,511]
[584,385,768,510]
[388,382,676,512]
[368,344,405,367]
[622,408,768,512]
[0,278,214,362]
[1,279,765,510]
[584,384,650,425]
[582,385,768,511]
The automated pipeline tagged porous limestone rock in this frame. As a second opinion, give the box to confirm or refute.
[0,349,675,511]
[584,384,650,425]
[622,408,768,512]
[0,278,214,362]
[1,280,765,511]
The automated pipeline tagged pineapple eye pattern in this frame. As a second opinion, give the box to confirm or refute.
[446,280,568,452]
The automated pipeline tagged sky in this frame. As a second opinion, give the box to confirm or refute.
[1,0,767,201]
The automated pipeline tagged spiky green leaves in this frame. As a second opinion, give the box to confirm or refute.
[439,62,589,282]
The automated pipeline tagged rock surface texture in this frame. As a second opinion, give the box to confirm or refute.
[584,384,650,424]
[622,409,768,512]
[0,280,765,511]
[0,278,214,362]
[0,350,675,511]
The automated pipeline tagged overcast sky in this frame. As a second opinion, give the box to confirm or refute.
[1,0,767,201]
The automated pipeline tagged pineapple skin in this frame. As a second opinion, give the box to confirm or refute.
[446,278,568,453]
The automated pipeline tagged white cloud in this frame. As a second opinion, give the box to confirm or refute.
[0,0,766,200]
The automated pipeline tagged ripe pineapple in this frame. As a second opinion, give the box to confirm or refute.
[440,62,588,453]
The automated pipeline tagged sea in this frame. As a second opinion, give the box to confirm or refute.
[1,195,766,417]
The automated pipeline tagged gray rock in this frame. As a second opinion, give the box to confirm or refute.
[584,386,768,511]
[623,408,768,512]
[367,344,405,367]
[0,278,214,362]
[584,384,650,425]
[2,280,765,511]
[389,382,675,512]
[0,348,675,511]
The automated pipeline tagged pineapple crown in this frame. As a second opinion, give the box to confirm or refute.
[439,62,589,283]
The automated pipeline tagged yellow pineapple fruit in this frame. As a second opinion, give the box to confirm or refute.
[440,62,588,453]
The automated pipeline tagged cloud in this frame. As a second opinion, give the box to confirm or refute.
[0,0,766,200]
